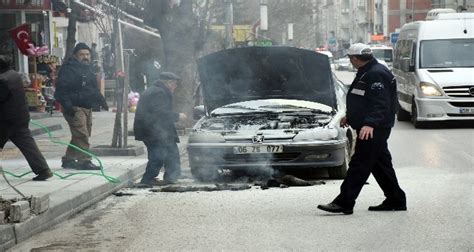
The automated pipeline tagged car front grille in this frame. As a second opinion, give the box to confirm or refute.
[449,102,474,107]
[443,86,474,98]
[223,153,300,163]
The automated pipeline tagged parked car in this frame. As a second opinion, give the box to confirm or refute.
[334,58,353,71]
[188,46,354,181]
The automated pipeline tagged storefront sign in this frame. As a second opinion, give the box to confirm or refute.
[0,0,51,10]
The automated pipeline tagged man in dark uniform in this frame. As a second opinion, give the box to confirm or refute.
[55,43,108,170]
[134,72,187,186]
[317,43,406,215]
[0,55,53,181]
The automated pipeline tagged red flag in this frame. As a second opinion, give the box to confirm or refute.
[10,24,32,56]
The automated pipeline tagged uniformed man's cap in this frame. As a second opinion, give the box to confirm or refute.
[346,43,372,56]
[159,72,181,81]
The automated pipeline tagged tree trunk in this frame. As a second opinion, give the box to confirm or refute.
[145,0,197,128]
[64,3,79,61]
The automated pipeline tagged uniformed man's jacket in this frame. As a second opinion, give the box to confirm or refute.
[346,59,397,130]
[133,81,180,143]
[55,58,106,111]
[0,69,30,127]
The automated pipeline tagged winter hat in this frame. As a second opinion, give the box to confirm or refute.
[73,42,92,55]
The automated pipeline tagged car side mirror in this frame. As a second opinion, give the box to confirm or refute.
[193,105,205,120]
[400,58,414,72]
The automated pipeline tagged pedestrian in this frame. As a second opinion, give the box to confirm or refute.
[0,55,53,181]
[54,43,108,170]
[134,72,187,186]
[90,43,100,74]
[317,43,406,215]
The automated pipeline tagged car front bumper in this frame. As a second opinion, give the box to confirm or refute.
[416,97,474,121]
[187,140,347,169]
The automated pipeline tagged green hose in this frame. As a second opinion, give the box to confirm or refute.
[0,120,120,183]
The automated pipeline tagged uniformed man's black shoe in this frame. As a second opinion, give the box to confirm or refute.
[368,203,407,211]
[32,169,53,181]
[317,203,353,215]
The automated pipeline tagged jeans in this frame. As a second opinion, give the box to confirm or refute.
[140,141,181,184]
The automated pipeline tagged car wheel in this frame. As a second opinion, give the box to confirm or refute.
[190,165,220,182]
[397,107,411,121]
[328,140,350,179]
[411,99,427,128]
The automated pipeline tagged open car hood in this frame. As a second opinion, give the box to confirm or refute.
[197,46,337,113]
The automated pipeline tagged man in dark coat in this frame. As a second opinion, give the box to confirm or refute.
[134,72,186,186]
[0,55,53,181]
[318,43,406,215]
[55,43,108,170]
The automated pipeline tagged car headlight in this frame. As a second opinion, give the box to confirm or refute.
[293,128,338,141]
[419,82,442,97]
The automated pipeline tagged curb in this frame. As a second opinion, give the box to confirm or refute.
[30,124,62,137]
[0,163,145,251]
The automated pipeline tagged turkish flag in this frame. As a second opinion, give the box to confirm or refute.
[10,24,32,56]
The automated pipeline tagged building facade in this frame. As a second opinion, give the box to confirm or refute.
[0,0,53,73]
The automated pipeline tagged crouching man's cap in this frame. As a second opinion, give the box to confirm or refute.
[159,72,181,81]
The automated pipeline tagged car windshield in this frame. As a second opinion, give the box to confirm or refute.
[420,39,474,68]
[372,49,393,62]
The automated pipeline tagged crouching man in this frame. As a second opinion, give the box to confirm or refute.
[134,72,187,186]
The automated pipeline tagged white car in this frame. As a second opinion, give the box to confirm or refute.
[188,47,355,181]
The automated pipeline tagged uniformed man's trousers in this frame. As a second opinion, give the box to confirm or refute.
[333,128,406,209]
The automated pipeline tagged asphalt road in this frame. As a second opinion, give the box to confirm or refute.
[10,70,473,251]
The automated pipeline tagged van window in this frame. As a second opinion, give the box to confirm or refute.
[372,49,393,62]
[394,40,413,68]
[420,39,474,68]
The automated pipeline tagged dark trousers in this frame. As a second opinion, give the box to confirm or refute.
[0,125,50,174]
[333,128,406,209]
[140,141,181,183]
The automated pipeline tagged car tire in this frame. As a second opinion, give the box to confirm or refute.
[397,107,411,121]
[411,99,427,128]
[328,140,350,179]
[190,166,220,182]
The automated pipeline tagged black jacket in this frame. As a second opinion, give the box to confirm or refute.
[0,69,30,127]
[346,59,397,130]
[55,58,106,110]
[134,81,179,143]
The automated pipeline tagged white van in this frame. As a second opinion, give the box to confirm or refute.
[393,12,474,128]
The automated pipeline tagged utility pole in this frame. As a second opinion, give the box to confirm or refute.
[223,0,234,49]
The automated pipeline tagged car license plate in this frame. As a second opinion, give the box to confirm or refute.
[233,145,283,154]
[459,108,474,114]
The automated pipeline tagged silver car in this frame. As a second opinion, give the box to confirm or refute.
[188,47,354,181]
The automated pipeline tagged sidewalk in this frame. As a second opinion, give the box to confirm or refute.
[0,111,188,250]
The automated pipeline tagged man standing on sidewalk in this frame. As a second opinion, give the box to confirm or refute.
[55,43,108,170]
[0,55,53,181]
[317,43,406,214]
[134,72,187,186]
